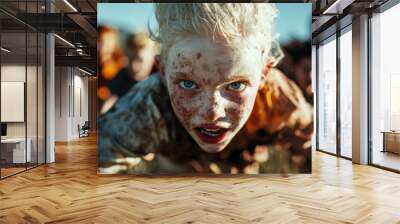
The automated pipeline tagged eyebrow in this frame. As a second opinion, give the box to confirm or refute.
[225,75,252,82]
[170,72,191,79]
[217,75,252,87]
[171,72,252,86]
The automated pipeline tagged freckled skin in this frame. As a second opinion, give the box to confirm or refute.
[163,36,264,153]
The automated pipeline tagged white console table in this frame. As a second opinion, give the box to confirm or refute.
[1,138,32,163]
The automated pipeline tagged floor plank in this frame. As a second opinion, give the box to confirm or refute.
[0,135,399,223]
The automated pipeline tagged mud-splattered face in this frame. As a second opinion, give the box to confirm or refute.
[164,36,264,153]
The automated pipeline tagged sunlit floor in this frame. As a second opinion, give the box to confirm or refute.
[372,150,400,171]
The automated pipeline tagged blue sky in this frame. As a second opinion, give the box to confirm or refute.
[98,3,311,44]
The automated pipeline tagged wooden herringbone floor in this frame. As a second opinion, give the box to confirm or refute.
[0,135,400,224]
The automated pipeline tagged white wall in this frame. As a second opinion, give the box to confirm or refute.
[55,67,69,141]
[1,66,25,132]
[54,67,89,141]
[1,65,26,142]
[1,64,46,164]
[1,65,38,138]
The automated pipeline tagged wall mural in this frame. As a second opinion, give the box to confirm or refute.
[97,3,313,175]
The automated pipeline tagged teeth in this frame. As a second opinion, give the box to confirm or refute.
[200,128,220,136]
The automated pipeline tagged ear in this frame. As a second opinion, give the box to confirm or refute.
[259,62,273,90]
[155,55,165,77]
[262,62,273,79]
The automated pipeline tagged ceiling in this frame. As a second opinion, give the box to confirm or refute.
[311,0,390,41]
[0,0,98,72]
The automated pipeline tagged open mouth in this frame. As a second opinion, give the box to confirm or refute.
[194,126,228,144]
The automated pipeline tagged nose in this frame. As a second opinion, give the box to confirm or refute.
[199,90,226,122]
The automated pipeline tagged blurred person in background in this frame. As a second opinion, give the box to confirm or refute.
[108,32,158,99]
[277,40,313,104]
[98,26,127,79]
[98,29,158,113]
[98,26,128,113]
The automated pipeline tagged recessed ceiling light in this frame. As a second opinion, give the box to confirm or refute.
[63,0,78,12]
[322,0,354,15]
[1,47,11,53]
[78,67,93,76]
[54,34,75,48]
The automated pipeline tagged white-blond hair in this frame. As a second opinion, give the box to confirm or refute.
[151,3,283,67]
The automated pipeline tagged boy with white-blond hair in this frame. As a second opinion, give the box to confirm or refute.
[98,3,311,174]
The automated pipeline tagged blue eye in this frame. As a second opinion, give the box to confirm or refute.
[228,82,246,92]
[178,80,197,90]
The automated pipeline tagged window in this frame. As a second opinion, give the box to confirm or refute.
[339,27,352,158]
[370,3,400,171]
[317,35,337,154]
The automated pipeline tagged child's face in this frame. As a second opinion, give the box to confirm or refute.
[164,36,264,153]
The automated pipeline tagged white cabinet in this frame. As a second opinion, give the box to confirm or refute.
[1,138,32,163]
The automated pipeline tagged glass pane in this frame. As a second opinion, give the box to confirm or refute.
[38,32,45,165]
[317,36,337,154]
[371,4,400,171]
[26,0,39,169]
[0,1,46,178]
[1,30,27,177]
[312,45,317,151]
[27,31,38,169]
[339,29,352,158]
